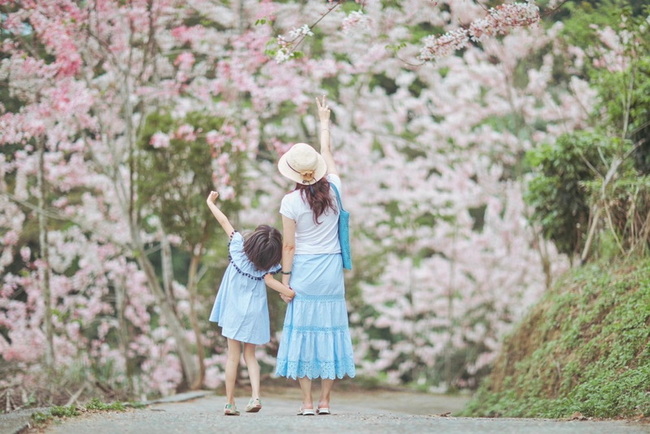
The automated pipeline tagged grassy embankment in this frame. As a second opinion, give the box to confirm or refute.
[463,257,650,419]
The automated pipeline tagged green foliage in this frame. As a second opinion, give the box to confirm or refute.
[31,398,140,427]
[462,256,650,418]
[31,411,52,424]
[588,18,650,160]
[49,405,79,417]
[407,21,444,43]
[585,174,650,256]
[137,111,243,250]
[559,0,631,48]
[526,131,650,260]
[559,1,650,174]
[340,1,362,14]
[85,398,126,411]
[369,72,398,95]
[385,42,406,55]
[525,6,650,259]
[525,132,615,256]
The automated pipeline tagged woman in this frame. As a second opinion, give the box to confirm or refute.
[275,96,356,416]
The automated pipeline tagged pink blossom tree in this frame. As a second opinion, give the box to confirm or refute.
[0,0,613,405]
[1,0,318,402]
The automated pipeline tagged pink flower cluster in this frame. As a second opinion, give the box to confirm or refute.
[419,28,471,60]
[150,132,171,149]
[174,52,195,71]
[419,1,540,60]
[273,24,315,63]
[171,25,207,45]
[469,1,540,41]
[28,4,85,77]
[342,10,369,33]
[174,124,197,141]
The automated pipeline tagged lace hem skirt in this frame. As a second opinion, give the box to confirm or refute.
[275,253,356,380]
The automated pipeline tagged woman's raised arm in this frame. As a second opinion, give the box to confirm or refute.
[316,95,338,176]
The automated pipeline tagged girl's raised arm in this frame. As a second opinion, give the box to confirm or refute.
[206,191,235,237]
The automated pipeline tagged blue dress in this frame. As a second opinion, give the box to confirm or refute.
[209,232,280,345]
[275,176,356,379]
[275,253,356,379]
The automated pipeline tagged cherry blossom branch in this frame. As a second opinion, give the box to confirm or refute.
[1,191,77,222]
[540,0,571,19]
[418,1,541,61]
[264,0,545,64]
[266,0,346,63]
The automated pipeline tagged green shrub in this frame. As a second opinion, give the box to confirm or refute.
[462,257,650,418]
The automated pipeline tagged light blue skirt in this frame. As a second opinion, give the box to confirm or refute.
[275,253,356,379]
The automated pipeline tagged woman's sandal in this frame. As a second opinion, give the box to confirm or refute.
[245,398,262,413]
[317,407,331,415]
[224,403,240,416]
[297,407,316,416]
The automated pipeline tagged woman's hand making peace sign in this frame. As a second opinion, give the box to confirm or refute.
[316,95,330,124]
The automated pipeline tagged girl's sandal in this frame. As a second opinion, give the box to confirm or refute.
[297,407,316,416]
[224,403,240,416]
[245,398,262,413]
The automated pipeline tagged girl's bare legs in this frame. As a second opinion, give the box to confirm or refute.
[243,343,260,400]
[318,379,334,409]
[225,339,242,405]
[298,377,314,410]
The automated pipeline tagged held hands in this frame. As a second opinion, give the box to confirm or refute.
[280,288,296,304]
[316,95,330,124]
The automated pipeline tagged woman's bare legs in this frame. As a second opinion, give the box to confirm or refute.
[243,343,260,400]
[298,377,314,410]
[318,379,334,410]
[225,339,242,405]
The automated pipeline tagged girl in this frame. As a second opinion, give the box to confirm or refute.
[206,191,295,416]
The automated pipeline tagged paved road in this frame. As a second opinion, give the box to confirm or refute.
[22,387,648,434]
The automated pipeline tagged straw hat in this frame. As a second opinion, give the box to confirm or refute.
[278,143,327,185]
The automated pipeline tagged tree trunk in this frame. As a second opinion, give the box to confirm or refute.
[115,278,134,395]
[37,138,55,369]
[135,250,201,389]
[446,223,457,389]
[160,232,176,309]
[160,233,205,389]
[117,24,201,389]
[186,250,206,389]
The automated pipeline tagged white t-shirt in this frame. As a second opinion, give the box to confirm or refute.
[280,174,342,255]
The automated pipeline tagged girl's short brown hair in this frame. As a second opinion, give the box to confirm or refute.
[244,225,282,271]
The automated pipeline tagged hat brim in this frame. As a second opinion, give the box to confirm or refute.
[278,149,328,185]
